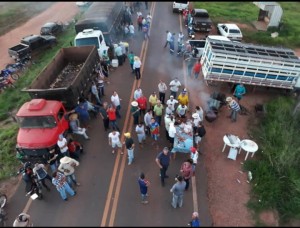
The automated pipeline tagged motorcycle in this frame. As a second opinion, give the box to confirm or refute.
[0,194,7,227]
[17,163,43,200]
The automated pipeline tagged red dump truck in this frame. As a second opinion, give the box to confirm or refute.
[16,46,99,163]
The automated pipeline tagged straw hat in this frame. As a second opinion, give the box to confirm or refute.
[69,113,78,120]
[131,101,138,107]
[226,97,233,102]
[124,132,131,137]
[60,156,72,164]
[192,113,199,119]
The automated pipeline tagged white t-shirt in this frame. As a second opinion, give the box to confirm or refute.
[169,80,181,92]
[57,138,68,153]
[167,32,172,42]
[158,82,167,93]
[168,124,176,138]
[135,125,145,135]
[134,89,143,100]
[166,99,178,111]
[111,94,121,106]
[108,132,121,144]
[129,25,135,34]
[191,151,199,164]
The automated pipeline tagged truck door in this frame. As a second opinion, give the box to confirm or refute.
[98,34,108,57]
[57,107,69,132]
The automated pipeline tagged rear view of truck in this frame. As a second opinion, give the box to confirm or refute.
[23,46,99,109]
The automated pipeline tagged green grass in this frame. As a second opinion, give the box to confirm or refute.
[244,97,300,224]
[194,2,300,49]
[0,21,78,180]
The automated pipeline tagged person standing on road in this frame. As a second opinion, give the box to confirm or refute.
[177,88,189,106]
[99,102,109,131]
[180,159,193,191]
[144,109,153,135]
[148,91,158,110]
[193,59,202,79]
[158,80,168,105]
[57,134,69,157]
[58,156,80,188]
[108,130,123,154]
[124,132,135,165]
[47,148,59,174]
[133,56,142,80]
[128,51,135,73]
[111,91,122,119]
[33,163,52,191]
[150,117,160,148]
[186,56,197,77]
[52,171,76,201]
[91,81,102,105]
[168,120,177,148]
[155,147,171,187]
[131,101,140,125]
[107,105,120,131]
[164,30,172,48]
[134,87,143,100]
[135,122,146,148]
[194,121,206,151]
[153,100,164,126]
[13,213,32,227]
[190,147,199,175]
[136,93,148,117]
[114,44,123,66]
[169,32,175,54]
[226,96,241,122]
[166,95,179,114]
[189,212,201,227]
[233,83,246,103]
[169,78,182,98]
[138,172,150,204]
[195,106,204,122]
[170,175,186,208]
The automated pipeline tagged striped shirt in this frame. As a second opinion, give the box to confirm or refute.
[230,100,240,112]
[52,172,67,191]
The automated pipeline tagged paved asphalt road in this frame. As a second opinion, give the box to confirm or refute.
[5,2,212,227]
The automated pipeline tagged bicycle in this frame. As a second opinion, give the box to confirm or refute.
[0,194,7,227]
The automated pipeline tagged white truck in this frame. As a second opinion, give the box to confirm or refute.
[201,37,300,90]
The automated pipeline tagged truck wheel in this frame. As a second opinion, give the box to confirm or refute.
[11,73,19,80]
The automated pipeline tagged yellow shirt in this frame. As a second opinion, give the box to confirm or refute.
[149,95,158,106]
[177,94,189,106]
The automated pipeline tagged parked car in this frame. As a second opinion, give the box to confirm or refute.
[172,1,189,13]
[217,23,243,41]
[76,2,91,7]
[40,22,63,36]
[191,9,213,32]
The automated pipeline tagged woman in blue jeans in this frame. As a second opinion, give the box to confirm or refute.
[52,171,76,201]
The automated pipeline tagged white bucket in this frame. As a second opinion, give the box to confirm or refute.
[112,59,119,67]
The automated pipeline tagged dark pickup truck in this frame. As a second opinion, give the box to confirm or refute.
[8,34,57,61]
[192,9,213,32]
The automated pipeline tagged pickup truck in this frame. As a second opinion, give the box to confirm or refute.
[17,46,99,164]
[191,9,213,32]
[8,34,57,61]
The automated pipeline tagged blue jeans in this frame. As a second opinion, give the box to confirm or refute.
[57,183,75,200]
[141,193,147,201]
[110,120,120,131]
[50,163,57,174]
[127,148,134,164]
[194,71,200,79]
[66,173,77,187]
[171,193,183,208]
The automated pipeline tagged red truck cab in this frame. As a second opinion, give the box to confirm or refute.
[15,99,69,163]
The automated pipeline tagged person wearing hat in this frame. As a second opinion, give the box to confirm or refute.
[148,91,158,110]
[51,171,76,201]
[131,101,140,125]
[166,95,179,113]
[177,88,189,106]
[156,147,171,187]
[226,96,241,122]
[58,156,80,187]
[189,211,201,227]
[13,213,32,227]
[170,175,186,208]
[123,132,135,165]
[133,56,142,80]
[158,80,168,105]
[190,147,199,174]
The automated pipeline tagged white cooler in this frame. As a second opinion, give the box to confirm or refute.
[112,59,119,67]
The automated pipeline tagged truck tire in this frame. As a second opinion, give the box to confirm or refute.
[11,73,19,80]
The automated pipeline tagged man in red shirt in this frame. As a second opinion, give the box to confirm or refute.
[193,59,202,79]
[136,93,148,117]
[107,105,120,131]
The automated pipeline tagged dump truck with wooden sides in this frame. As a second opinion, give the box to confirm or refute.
[22,45,99,109]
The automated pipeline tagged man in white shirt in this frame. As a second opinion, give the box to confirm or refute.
[166,95,179,113]
[144,109,153,135]
[177,104,188,118]
[111,91,122,118]
[114,44,123,66]
[164,30,172,48]
[164,114,175,141]
[134,87,143,100]
[169,78,182,98]
[133,56,142,80]
[129,23,135,38]
[158,80,168,105]
[108,130,123,154]
[57,134,69,157]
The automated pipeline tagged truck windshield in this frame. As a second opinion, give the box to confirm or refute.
[17,116,57,129]
[75,38,99,49]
